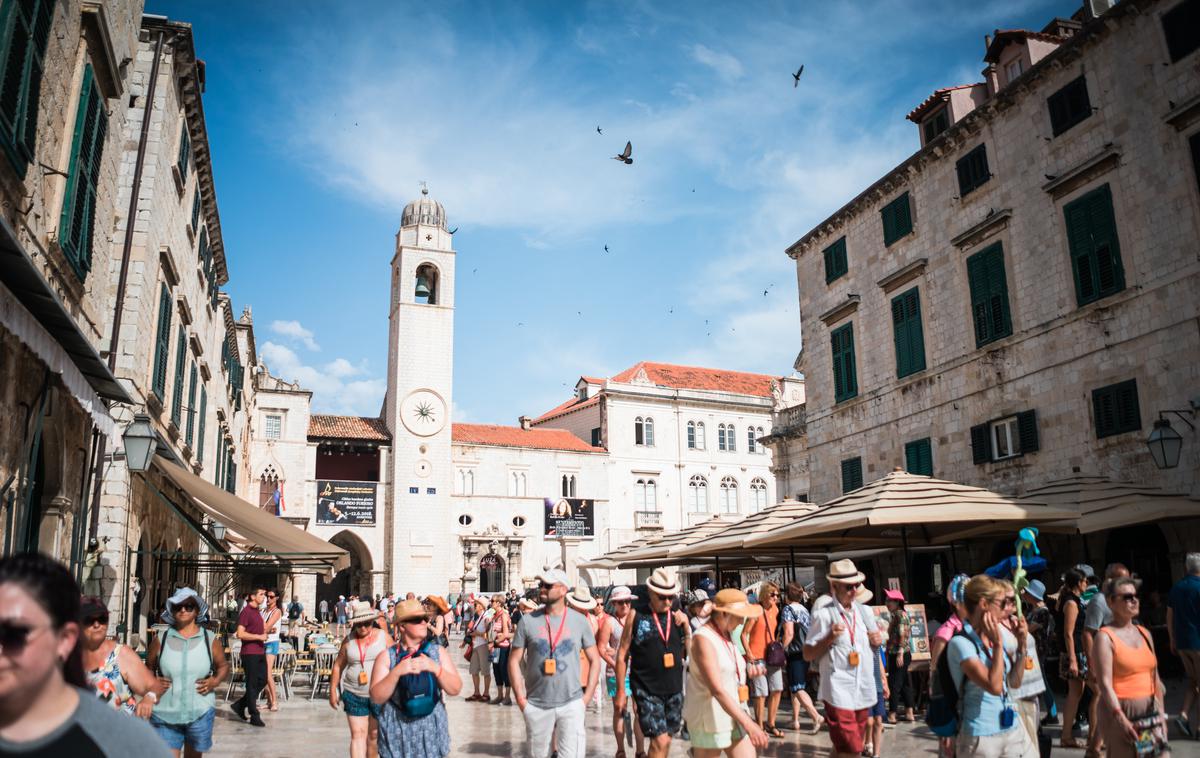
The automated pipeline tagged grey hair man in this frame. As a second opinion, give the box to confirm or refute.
[1168,553,1200,737]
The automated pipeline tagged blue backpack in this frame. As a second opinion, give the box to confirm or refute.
[388,641,442,718]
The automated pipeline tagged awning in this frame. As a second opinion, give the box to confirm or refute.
[154,457,349,575]
[1022,474,1200,534]
[0,214,132,411]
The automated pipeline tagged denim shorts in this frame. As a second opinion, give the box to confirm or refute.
[151,707,215,752]
[341,689,382,719]
[265,640,280,655]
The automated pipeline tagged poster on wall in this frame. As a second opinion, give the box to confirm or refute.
[544,498,595,538]
[869,603,931,661]
[316,480,377,526]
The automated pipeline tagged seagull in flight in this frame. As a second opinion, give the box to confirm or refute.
[604,245,609,253]
[613,141,633,164]
[792,65,804,87]
[596,126,602,134]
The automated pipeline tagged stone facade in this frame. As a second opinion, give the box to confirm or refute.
[785,0,1200,593]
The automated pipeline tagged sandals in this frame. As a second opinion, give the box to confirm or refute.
[1060,739,1081,749]
[809,717,825,735]
[767,726,786,738]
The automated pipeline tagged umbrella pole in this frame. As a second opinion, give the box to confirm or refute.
[950,542,959,574]
[901,526,913,598]
[715,556,721,588]
[789,546,797,583]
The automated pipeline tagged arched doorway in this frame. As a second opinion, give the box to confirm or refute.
[480,552,505,593]
[1105,524,1171,597]
[319,531,374,608]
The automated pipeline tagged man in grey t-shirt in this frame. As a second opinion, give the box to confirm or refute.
[510,568,598,758]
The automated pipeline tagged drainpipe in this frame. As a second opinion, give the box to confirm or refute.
[89,30,166,544]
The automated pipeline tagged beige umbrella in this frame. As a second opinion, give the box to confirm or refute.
[1021,474,1200,534]
[577,534,659,569]
[744,469,1078,552]
[615,515,743,566]
[669,499,821,561]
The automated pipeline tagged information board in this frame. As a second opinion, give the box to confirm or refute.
[544,497,595,538]
[870,603,931,661]
[316,480,377,526]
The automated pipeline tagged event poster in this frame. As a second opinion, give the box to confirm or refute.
[870,603,930,661]
[316,480,377,526]
[543,497,595,538]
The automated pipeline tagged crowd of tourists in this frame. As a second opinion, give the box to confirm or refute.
[1,550,1198,758]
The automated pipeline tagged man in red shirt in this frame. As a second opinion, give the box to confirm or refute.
[232,586,268,726]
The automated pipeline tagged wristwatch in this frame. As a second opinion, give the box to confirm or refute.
[145,691,158,704]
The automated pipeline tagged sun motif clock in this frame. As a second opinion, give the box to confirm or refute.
[400,389,447,436]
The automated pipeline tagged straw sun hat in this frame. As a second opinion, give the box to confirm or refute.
[646,567,681,596]
[712,589,764,619]
[567,584,597,611]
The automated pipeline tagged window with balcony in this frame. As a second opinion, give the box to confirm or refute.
[635,478,657,511]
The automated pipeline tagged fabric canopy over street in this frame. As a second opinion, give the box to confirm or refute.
[1022,475,1200,534]
[611,515,743,566]
[668,499,821,561]
[154,457,349,575]
[745,469,1077,551]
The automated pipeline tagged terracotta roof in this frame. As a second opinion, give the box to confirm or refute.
[906,83,985,122]
[610,361,778,398]
[533,394,600,424]
[580,376,605,385]
[308,415,391,441]
[452,423,604,453]
[984,29,1066,62]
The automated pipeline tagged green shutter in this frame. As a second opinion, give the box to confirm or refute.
[176,119,190,182]
[1047,76,1092,136]
[841,457,863,493]
[171,325,186,427]
[831,323,857,402]
[151,284,172,400]
[59,63,107,280]
[1017,410,1039,454]
[0,0,53,176]
[956,144,990,196]
[185,363,197,446]
[190,186,201,233]
[905,438,933,476]
[1092,379,1141,438]
[892,287,925,378]
[882,193,913,246]
[823,237,847,283]
[966,243,1012,347]
[1065,184,1124,306]
[970,423,990,464]
[197,387,207,464]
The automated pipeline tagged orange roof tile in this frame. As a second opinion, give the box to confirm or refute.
[533,394,600,424]
[610,361,778,397]
[309,415,391,441]
[906,83,986,122]
[452,423,603,452]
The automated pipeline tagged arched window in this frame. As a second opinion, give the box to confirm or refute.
[688,475,708,513]
[747,427,757,454]
[727,424,736,452]
[258,465,282,513]
[635,417,655,446]
[561,474,577,497]
[518,472,527,496]
[717,424,727,451]
[687,421,696,450]
[570,475,577,497]
[635,478,658,511]
[695,422,705,450]
[457,469,474,495]
[719,476,738,514]
[510,471,527,497]
[750,477,768,513]
[414,263,439,305]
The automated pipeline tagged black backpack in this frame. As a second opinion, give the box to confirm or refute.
[925,628,976,737]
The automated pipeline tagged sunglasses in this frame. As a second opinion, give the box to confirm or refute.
[1115,593,1139,603]
[403,617,429,625]
[538,582,556,590]
[839,582,861,590]
[173,604,199,614]
[266,594,277,599]
[83,615,110,627]
[0,622,45,654]
[1000,597,1016,608]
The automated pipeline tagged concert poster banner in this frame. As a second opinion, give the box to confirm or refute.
[316,480,377,526]
[544,497,595,538]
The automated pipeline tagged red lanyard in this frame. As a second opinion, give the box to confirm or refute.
[838,606,858,647]
[716,628,743,685]
[545,610,569,655]
[356,633,369,666]
[651,611,671,645]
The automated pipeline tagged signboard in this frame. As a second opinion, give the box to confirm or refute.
[316,480,376,526]
[544,497,595,538]
[869,603,931,661]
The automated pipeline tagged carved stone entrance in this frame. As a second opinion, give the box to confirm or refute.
[460,524,523,595]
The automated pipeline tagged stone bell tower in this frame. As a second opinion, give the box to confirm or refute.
[384,187,455,593]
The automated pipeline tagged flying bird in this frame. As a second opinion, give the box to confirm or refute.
[792,65,804,87]
[604,245,609,253]
[613,141,633,164]
[596,126,602,134]
[449,227,458,234]
[763,289,769,297]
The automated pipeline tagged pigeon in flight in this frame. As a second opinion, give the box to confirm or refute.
[613,141,633,164]
[792,65,804,87]
[596,126,602,134]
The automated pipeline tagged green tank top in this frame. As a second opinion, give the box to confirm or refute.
[154,628,216,724]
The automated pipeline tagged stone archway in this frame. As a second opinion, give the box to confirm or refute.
[320,530,374,607]
[480,551,505,593]
[461,527,523,595]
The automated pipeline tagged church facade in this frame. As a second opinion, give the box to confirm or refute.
[249,191,800,603]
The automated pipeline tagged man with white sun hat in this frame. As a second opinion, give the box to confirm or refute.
[616,568,691,758]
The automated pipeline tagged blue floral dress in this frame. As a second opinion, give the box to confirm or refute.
[377,644,451,758]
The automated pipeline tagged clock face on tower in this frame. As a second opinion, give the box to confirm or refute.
[400,389,447,437]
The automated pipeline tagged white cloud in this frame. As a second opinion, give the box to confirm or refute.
[269,319,320,351]
[260,341,385,416]
[689,44,743,82]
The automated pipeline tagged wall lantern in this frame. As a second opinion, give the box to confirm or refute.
[1146,408,1195,470]
[122,415,158,473]
[210,521,228,541]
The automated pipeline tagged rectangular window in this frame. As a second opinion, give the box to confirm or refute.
[971,410,1039,464]
[1092,379,1141,438]
[687,424,695,449]
[176,119,190,183]
[1064,184,1124,305]
[1047,75,1092,136]
[190,186,201,233]
[955,144,990,197]
[966,243,1012,347]
[727,425,735,452]
[923,108,949,144]
[171,326,186,427]
[185,364,197,447]
[264,413,282,440]
[881,192,913,246]
[590,427,601,447]
[891,287,926,378]
[59,64,108,280]
[823,236,848,283]
[634,422,644,446]
[905,438,933,476]
[747,427,756,454]
[1005,59,1024,84]
[831,323,858,403]
[841,457,863,493]
[1163,0,1200,62]
[0,0,53,176]
[152,284,172,400]
[197,388,207,464]
[717,426,727,452]
[1190,131,1200,196]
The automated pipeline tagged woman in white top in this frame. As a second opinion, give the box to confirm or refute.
[260,590,284,711]
[684,589,769,757]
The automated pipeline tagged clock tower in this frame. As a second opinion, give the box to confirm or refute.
[384,187,455,592]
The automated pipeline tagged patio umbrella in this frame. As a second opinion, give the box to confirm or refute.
[1020,475,1200,534]
[613,514,744,566]
[577,534,659,569]
[668,499,821,562]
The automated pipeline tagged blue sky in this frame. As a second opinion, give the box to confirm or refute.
[148,0,1070,423]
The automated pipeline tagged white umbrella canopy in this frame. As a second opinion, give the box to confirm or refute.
[614,515,744,566]
[577,534,660,569]
[744,469,1077,552]
[669,499,821,561]
[1021,474,1200,534]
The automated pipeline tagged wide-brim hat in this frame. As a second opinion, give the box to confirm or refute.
[518,598,539,611]
[348,600,378,625]
[712,588,763,619]
[161,588,209,624]
[647,567,681,596]
[609,585,638,603]
[424,594,450,615]
[884,588,905,603]
[1024,579,1046,601]
[855,587,874,605]
[688,589,709,606]
[393,599,427,623]
[827,559,866,586]
[567,583,597,611]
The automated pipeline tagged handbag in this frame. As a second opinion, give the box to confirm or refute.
[763,612,787,668]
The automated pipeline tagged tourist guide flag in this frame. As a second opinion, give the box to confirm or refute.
[316,480,377,526]
[544,497,595,538]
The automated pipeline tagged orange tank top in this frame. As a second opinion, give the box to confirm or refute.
[1100,626,1156,699]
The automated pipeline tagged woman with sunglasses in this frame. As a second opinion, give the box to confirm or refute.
[1092,577,1169,758]
[79,596,160,718]
[145,588,229,757]
[370,599,462,757]
[0,553,170,755]
[331,600,394,758]
[1057,568,1090,748]
[260,590,284,712]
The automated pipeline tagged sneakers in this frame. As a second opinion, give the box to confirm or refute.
[249,716,266,727]
[1174,716,1193,739]
[231,702,247,721]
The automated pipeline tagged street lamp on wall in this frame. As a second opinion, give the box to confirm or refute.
[122,415,158,473]
[1146,408,1196,470]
